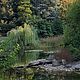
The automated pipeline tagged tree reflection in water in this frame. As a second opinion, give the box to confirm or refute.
[1,67,80,80]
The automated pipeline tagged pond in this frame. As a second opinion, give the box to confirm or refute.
[0,50,80,80]
[1,69,80,80]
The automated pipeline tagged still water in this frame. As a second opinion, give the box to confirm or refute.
[0,51,80,80]
[0,69,80,80]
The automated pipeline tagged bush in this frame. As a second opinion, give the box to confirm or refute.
[63,0,80,59]
[30,16,63,38]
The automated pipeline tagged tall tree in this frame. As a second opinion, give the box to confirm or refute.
[63,0,80,59]
[12,0,32,24]
[0,0,32,36]
[30,0,63,37]
[31,0,58,20]
[57,0,76,20]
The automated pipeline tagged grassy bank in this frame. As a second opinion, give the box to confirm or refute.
[40,35,64,51]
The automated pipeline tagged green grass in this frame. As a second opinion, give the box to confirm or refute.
[40,35,64,51]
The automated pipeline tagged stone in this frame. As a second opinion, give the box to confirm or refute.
[52,59,60,66]
[27,59,52,67]
[47,54,55,61]
[62,59,66,65]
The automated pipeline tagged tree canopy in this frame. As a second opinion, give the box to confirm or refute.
[64,0,80,59]
[0,0,32,35]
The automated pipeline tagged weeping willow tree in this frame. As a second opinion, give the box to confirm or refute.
[0,23,39,70]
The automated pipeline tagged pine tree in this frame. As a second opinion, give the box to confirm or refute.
[0,0,32,36]
[12,0,32,25]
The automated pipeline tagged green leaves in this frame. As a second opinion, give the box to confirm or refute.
[0,0,32,35]
[64,0,80,59]
[0,23,39,70]
[30,17,63,38]
[17,0,32,20]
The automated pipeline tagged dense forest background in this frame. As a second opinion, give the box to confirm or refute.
[0,0,66,37]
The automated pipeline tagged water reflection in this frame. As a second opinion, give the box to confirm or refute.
[1,68,80,80]
[33,73,80,80]
[1,50,80,80]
